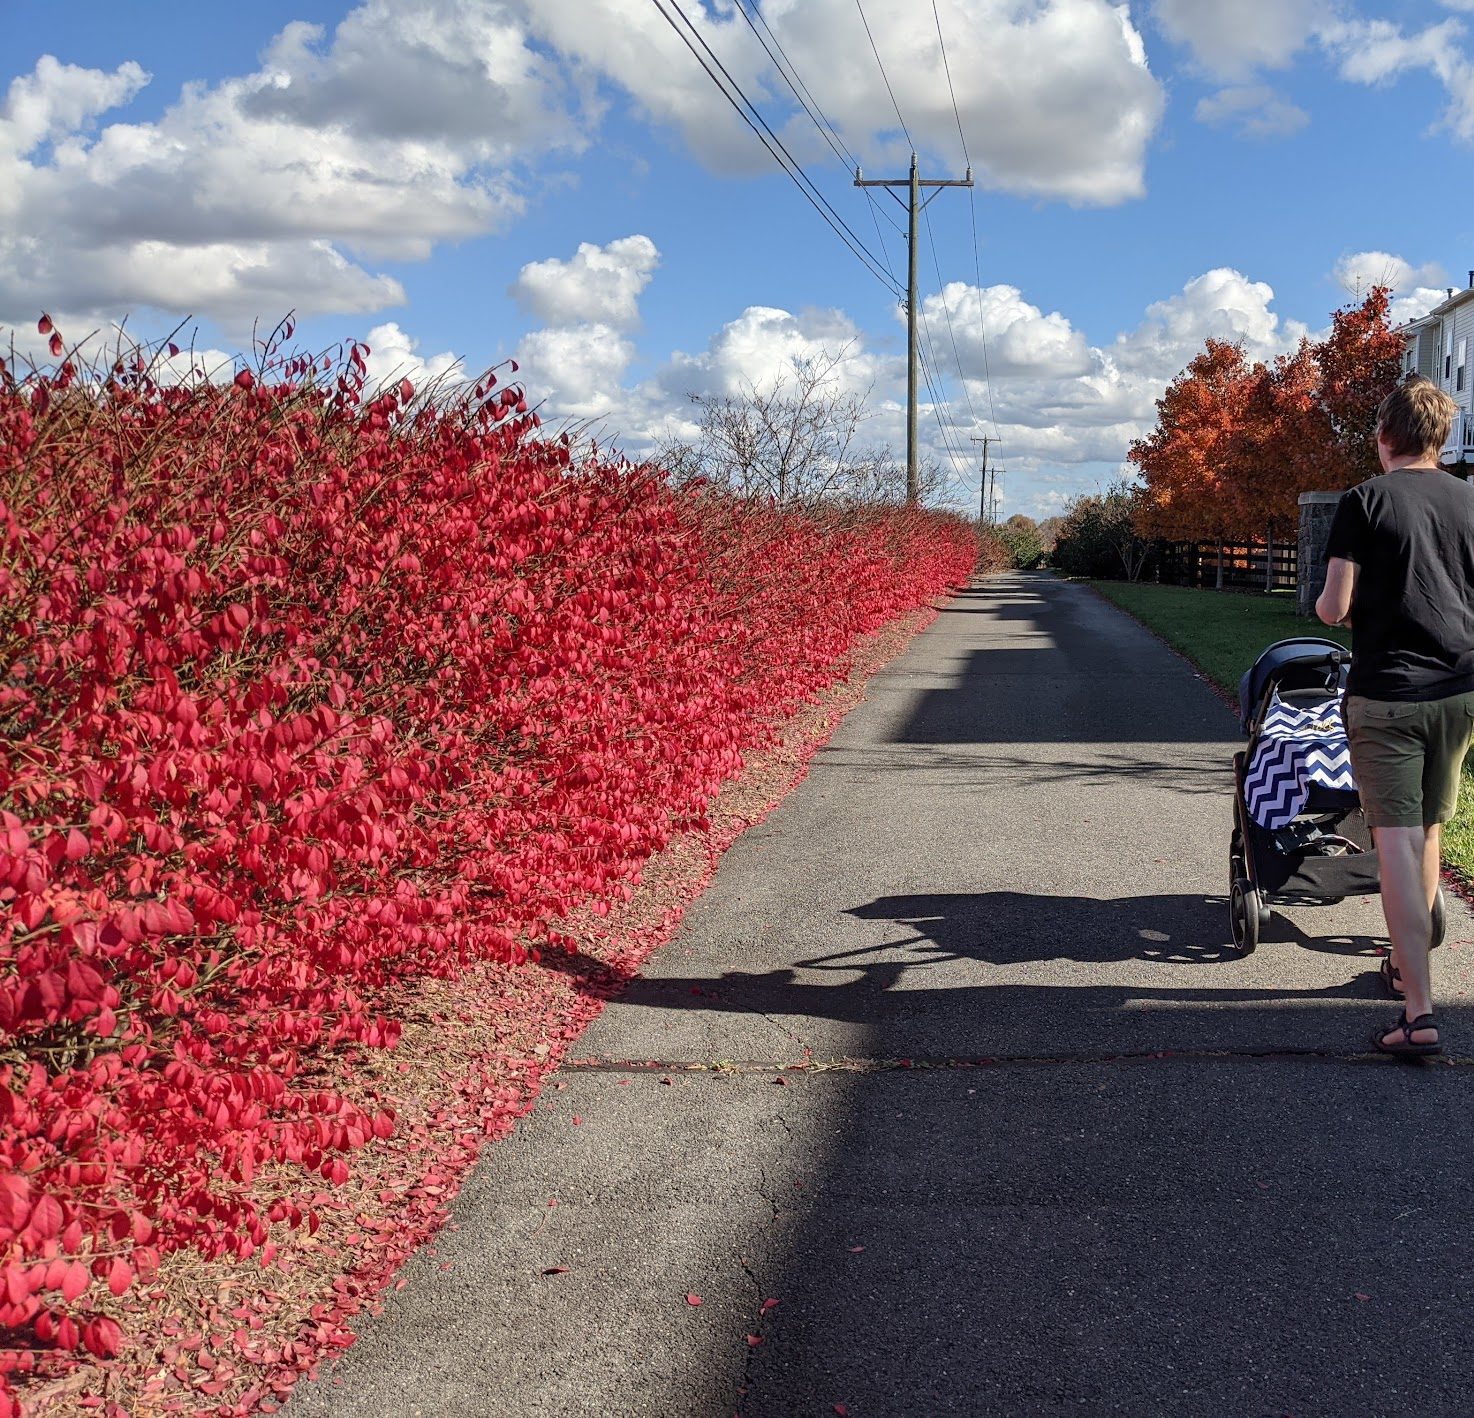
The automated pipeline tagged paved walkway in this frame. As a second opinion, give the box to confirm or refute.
[293,572,1474,1417]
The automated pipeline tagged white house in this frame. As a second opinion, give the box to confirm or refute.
[1397,276,1474,467]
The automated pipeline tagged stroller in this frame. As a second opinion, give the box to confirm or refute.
[1229,637,1447,952]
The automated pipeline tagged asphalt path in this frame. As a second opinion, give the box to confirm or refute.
[291,571,1474,1418]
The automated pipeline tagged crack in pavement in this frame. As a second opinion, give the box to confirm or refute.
[561,1047,1473,1071]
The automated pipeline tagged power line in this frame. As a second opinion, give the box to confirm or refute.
[854,0,914,149]
[733,0,857,172]
[929,0,1006,469]
[649,0,903,298]
[730,0,908,297]
[932,0,970,167]
[922,206,983,434]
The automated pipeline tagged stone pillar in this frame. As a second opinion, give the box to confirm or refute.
[1297,491,1342,618]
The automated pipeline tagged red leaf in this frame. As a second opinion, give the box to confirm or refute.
[745,1334,762,1347]
[82,1315,122,1358]
[834,1406,849,1416]
[760,1298,779,1314]
[234,369,255,391]
[61,1262,89,1303]
[542,1267,569,1276]
[37,314,52,334]
[107,1257,133,1296]
[48,332,64,358]
[1354,1292,1371,1302]
[30,1194,63,1239]
[685,1293,702,1306]
[571,1116,583,1126]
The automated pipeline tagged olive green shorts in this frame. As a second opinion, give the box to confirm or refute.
[1344,691,1474,828]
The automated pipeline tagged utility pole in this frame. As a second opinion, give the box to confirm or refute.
[856,153,972,504]
[970,435,993,524]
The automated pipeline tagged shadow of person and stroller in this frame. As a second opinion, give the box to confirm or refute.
[608,889,1395,1030]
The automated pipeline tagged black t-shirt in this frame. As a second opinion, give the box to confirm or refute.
[1324,468,1474,700]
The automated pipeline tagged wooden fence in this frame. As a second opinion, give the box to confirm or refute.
[1151,540,1297,592]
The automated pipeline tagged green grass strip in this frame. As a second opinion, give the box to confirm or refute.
[1087,579,1474,884]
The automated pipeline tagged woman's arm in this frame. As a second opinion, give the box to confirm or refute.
[1315,555,1358,628]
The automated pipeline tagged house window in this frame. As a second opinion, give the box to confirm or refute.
[1447,326,1456,381]
[1460,339,1468,394]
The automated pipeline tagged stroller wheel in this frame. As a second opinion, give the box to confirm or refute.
[1432,887,1448,950]
[1230,873,1262,954]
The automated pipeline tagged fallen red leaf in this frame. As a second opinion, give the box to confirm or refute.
[543,1267,569,1276]
[686,1293,703,1306]
[572,1116,583,1125]
[1355,1292,1371,1301]
[834,1406,849,1416]
[848,1246,864,1253]
[745,1334,762,1347]
[760,1298,779,1314]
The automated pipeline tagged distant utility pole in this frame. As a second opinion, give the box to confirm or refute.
[970,435,993,525]
[856,152,972,505]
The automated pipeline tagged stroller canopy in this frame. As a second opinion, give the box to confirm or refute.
[1238,637,1349,734]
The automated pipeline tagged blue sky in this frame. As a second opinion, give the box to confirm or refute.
[4,0,1473,516]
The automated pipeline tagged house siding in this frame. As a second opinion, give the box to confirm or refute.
[1417,328,1439,379]
[1452,301,1474,415]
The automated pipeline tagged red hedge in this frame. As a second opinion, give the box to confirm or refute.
[0,336,975,1388]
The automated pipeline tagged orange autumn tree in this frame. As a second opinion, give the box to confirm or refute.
[1128,286,1406,584]
[1317,285,1406,486]
[1129,339,1256,585]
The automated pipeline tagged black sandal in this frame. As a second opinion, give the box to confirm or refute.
[1379,955,1404,999]
[1373,1012,1441,1057]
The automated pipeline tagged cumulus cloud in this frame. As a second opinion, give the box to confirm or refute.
[509,259,1311,519]
[1109,267,1308,376]
[657,305,886,404]
[510,236,659,329]
[359,321,466,394]
[918,284,1093,380]
[1151,0,1327,77]
[1332,250,1452,326]
[520,0,1166,205]
[1195,85,1309,138]
[0,2,593,332]
[518,323,638,420]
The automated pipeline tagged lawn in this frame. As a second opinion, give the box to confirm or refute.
[1088,579,1474,883]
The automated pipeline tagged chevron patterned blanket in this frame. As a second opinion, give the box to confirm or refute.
[1243,694,1356,830]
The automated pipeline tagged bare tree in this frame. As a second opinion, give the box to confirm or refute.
[655,349,919,507]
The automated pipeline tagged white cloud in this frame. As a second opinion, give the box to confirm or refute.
[520,0,1166,206]
[0,2,593,332]
[519,324,638,421]
[1331,250,1454,326]
[0,55,149,159]
[658,305,885,404]
[1195,85,1309,138]
[1333,250,1447,296]
[1151,0,1327,78]
[918,283,1093,379]
[509,260,1310,520]
[510,235,659,329]
[359,321,465,394]
[1320,16,1474,141]
[1110,267,1308,375]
